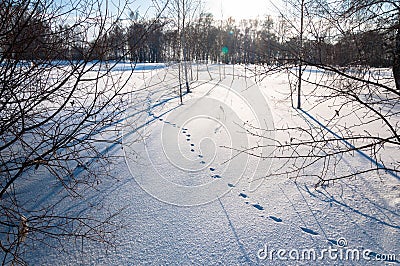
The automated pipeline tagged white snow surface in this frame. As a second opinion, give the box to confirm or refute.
[15,64,400,265]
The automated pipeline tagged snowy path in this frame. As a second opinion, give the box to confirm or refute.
[24,65,399,265]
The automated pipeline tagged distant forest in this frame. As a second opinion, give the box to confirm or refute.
[1,7,394,68]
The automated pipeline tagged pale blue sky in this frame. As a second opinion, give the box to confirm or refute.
[204,0,276,19]
[53,0,281,21]
[128,0,279,20]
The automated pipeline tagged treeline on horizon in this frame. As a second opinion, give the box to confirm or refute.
[1,9,394,68]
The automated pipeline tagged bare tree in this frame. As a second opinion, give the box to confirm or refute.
[340,0,400,91]
[0,0,168,264]
[242,0,400,186]
[157,0,201,99]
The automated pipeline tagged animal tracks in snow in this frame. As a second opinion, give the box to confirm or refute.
[252,204,264,211]
[235,190,285,223]
[150,115,228,185]
[300,227,319,236]
[177,126,224,180]
[154,115,320,239]
[233,189,321,237]
[269,216,283,223]
[152,111,323,236]
[239,193,248,199]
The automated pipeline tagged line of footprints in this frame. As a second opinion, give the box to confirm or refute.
[237,192,283,223]
[149,111,221,179]
[180,119,320,236]
[181,127,222,179]
[236,191,320,236]
[153,112,320,237]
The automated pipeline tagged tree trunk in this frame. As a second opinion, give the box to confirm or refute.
[394,13,400,91]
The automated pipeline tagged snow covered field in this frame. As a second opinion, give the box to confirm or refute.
[13,64,400,265]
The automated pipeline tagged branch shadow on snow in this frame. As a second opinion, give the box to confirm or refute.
[218,199,254,265]
[28,94,184,213]
[299,109,400,181]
